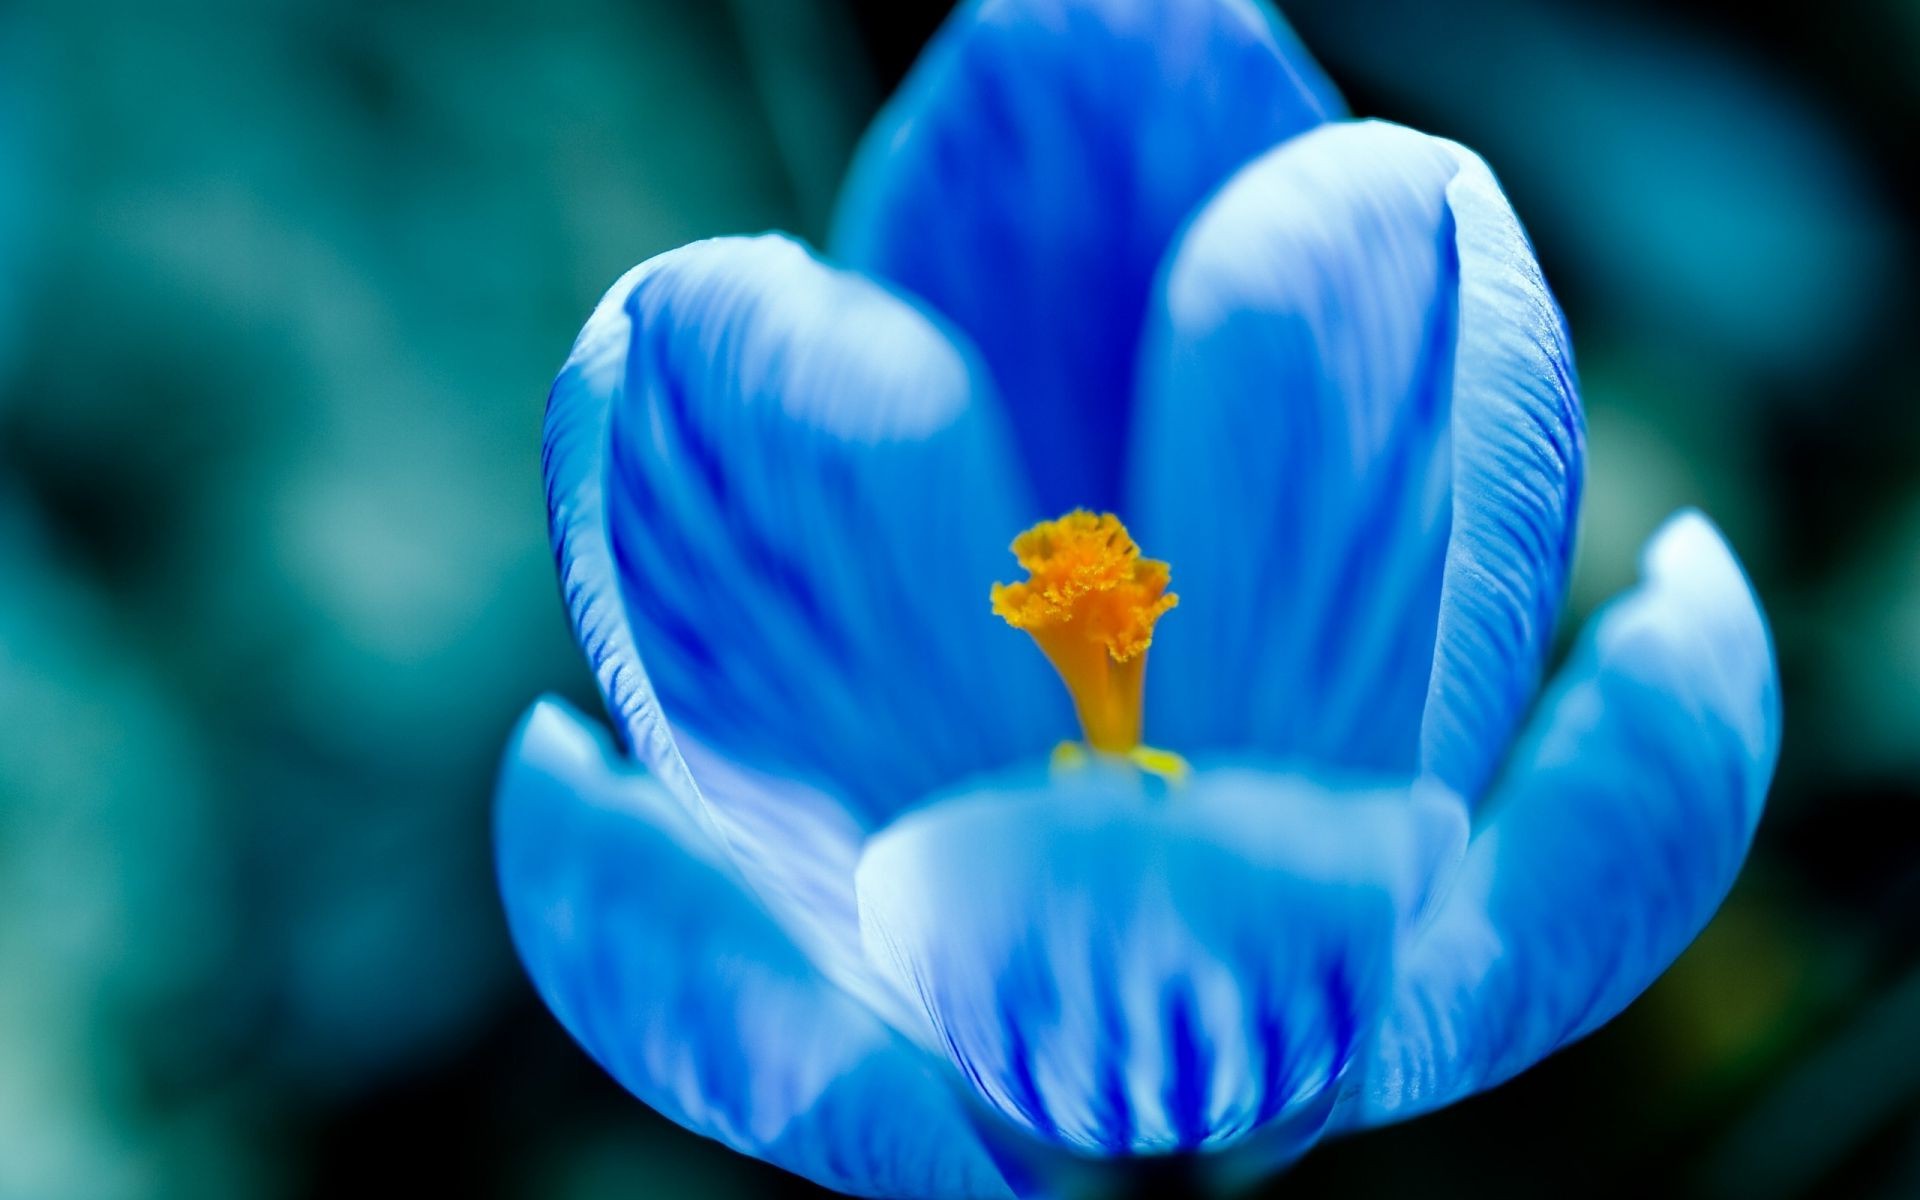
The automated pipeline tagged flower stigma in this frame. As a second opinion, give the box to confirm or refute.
[990,510,1186,781]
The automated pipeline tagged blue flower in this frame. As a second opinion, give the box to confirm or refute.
[495,0,1781,1195]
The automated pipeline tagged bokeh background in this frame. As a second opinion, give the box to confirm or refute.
[1,0,1914,1196]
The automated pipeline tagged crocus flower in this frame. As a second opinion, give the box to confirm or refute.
[495,0,1781,1195]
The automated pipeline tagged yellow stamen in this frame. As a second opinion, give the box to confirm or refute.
[1050,741,1089,772]
[1127,745,1191,785]
[990,510,1178,755]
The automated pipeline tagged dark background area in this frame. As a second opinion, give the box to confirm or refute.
[1,0,1915,1196]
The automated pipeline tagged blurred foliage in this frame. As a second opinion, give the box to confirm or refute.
[0,0,1915,1197]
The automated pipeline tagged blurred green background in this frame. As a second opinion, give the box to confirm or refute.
[0,0,1914,1196]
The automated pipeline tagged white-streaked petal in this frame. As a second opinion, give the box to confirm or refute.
[834,0,1340,511]
[496,698,1011,1199]
[857,762,1465,1156]
[1130,120,1582,799]
[1348,512,1779,1126]
[595,234,1066,822]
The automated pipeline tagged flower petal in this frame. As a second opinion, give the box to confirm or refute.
[1131,120,1456,770]
[833,0,1340,512]
[856,763,1466,1156]
[496,698,1012,1199]
[1347,512,1780,1126]
[545,261,704,800]
[667,727,896,1021]
[1130,120,1582,797]
[563,233,1067,826]
[546,247,891,1010]
[1419,134,1586,802]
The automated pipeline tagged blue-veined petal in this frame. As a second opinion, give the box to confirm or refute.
[856,762,1466,1156]
[1130,121,1581,798]
[546,245,921,1010]
[833,0,1341,512]
[1346,512,1779,1126]
[1419,135,1585,802]
[667,727,894,1020]
[545,261,704,801]
[577,233,1067,825]
[1132,120,1457,770]
[496,698,1012,1200]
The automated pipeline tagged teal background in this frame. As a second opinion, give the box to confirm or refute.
[0,1,1914,1196]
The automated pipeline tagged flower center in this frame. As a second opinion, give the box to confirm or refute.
[990,510,1179,760]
